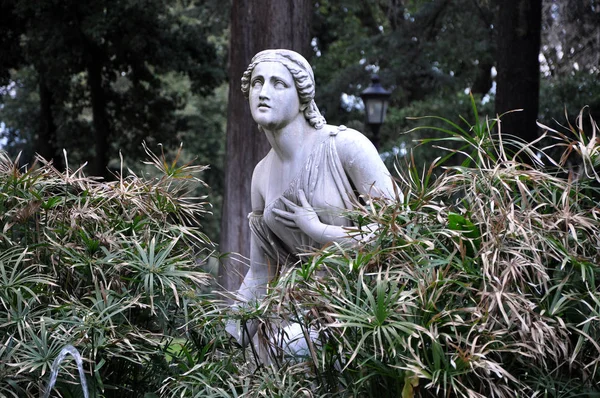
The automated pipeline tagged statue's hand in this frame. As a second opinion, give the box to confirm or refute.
[272,190,325,240]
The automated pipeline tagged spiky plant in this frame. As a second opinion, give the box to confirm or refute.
[0,144,217,397]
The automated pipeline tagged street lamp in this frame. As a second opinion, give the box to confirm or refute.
[360,75,392,150]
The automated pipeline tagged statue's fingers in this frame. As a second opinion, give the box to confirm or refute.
[272,208,294,219]
[297,189,311,207]
[274,216,297,228]
[279,196,299,210]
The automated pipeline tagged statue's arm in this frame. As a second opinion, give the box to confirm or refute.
[338,129,397,200]
[227,159,276,346]
[227,231,275,346]
[237,156,274,302]
[237,233,275,302]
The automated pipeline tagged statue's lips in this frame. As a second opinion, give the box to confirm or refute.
[258,103,270,109]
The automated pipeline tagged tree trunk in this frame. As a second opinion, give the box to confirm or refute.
[495,0,542,145]
[36,73,63,169]
[219,0,312,292]
[87,53,110,178]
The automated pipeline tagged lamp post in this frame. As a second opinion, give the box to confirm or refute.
[360,75,392,150]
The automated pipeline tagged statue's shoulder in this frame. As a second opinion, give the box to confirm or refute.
[322,124,380,167]
[324,124,372,147]
[253,150,274,173]
[251,152,274,209]
[251,151,273,189]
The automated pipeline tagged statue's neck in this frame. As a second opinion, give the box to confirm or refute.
[263,118,313,161]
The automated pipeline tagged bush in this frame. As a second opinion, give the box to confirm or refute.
[0,144,220,397]
[3,102,599,397]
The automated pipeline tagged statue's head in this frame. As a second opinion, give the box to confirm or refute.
[241,49,326,129]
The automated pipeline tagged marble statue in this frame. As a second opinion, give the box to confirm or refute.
[227,49,396,350]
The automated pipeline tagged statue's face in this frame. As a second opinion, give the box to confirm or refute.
[249,61,301,130]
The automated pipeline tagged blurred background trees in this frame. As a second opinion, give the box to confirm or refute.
[1,0,599,250]
[0,0,226,178]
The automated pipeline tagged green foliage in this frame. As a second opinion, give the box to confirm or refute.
[0,0,226,175]
[380,91,495,171]
[539,71,600,127]
[174,81,228,243]
[0,68,40,163]
[0,145,221,397]
[311,0,495,137]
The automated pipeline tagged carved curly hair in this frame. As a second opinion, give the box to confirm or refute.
[241,49,326,129]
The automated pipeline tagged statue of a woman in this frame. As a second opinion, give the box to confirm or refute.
[228,49,396,347]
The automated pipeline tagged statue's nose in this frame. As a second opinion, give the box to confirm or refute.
[259,83,271,99]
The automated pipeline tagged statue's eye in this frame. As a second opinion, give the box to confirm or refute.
[274,80,287,88]
[251,78,263,88]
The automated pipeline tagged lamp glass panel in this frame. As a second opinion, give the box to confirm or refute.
[381,101,389,123]
[366,99,384,124]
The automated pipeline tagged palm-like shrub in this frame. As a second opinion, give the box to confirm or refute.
[0,145,217,397]
[188,103,600,397]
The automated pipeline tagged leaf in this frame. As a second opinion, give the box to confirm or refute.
[402,373,419,398]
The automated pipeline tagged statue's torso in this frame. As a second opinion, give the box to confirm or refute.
[254,127,356,258]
